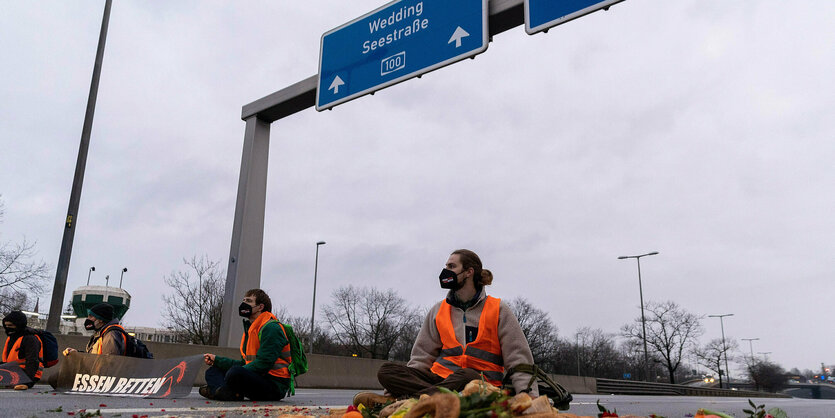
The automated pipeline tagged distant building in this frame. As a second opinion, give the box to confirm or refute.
[20,284,179,343]
[71,285,131,319]
[122,326,179,343]
[20,311,86,335]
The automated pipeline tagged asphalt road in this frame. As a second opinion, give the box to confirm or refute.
[2,386,834,417]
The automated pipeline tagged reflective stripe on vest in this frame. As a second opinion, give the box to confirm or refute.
[430,296,505,386]
[239,312,292,379]
[2,335,44,380]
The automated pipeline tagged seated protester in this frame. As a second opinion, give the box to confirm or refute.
[2,311,43,390]
[63,303,126,356]
[355,249,539,407]
[200,289,291,401]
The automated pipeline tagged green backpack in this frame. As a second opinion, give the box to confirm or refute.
[264,320,309,396]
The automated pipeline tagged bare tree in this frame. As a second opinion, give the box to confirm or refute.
[574,327,626,379]
[618,338,651,380]
[747,359,787,392]
[621,300,703,384]
[161,256,224,345]
[694,338,739,387]
[323,285,421,360]
[507,297,559,367]
[0,196,50,313]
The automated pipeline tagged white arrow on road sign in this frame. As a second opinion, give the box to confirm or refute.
[328,76,345,94]
[448,26,470,48]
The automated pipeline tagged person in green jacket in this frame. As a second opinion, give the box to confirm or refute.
[200,289,291,401]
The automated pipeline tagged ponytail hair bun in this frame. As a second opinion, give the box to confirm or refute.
[480,269,493,286]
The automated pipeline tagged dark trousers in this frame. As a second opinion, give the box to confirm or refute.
[205,365,285,401]
[378,362,482,398]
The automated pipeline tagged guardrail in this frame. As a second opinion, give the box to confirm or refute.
[596,378,790,398]
[46,335,790,397]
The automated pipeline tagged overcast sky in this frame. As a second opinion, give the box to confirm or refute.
[2,0,833,374]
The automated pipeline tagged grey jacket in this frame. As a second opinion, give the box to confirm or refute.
[408,290,539,396]
[85,319,127,355]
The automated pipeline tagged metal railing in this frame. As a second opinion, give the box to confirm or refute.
[595,378,790,398]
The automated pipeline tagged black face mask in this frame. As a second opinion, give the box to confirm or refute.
[84,319,98,331]
[238,302,255,318]
[439,268,465,290]
[3,326,19,336]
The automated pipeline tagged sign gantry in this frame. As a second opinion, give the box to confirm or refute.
[221,0,627,346]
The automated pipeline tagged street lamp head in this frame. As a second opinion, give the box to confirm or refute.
[647,251,659,256]
[316,241,326,246]
[90,266,95,271]
[122,267,128,272]
[617,256,629,259]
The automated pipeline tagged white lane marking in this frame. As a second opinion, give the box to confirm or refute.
[92,405,346,414]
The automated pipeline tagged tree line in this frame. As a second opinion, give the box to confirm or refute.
[0,194,810,393]
[160,256,799,391]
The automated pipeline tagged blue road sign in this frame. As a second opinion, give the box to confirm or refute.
[525,0,625,35]
[316,0,488,111]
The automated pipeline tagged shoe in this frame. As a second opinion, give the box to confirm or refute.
[198,385,215,400]
[214,386,245,402]
[352,391,395,408]
[13,384,28,390]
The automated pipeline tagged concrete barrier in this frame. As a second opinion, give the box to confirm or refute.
[43,335,383,388]
[548,374,597,394]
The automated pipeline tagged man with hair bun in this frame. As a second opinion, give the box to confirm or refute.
[354,249,538,407]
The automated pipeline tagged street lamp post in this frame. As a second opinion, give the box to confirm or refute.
[741,337,759,361]
[119,267,127,288]
[709,313,734,389]
[86,266,96,286]
[104,274,110,302]
[310,241,326,353]
[618,251,659,381]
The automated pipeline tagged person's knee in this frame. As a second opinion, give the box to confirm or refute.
[457,368,482,382]
[205,365,223,377]
[377,362,403,382]
[205,365,224,382]
[224,365,248,387]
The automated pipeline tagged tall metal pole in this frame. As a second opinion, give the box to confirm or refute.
[576,333,581,376]
[709,313,734,389]
[636,257,650,381]
[741,337,759,361]
[310,241,326,353]
[119,267,127,288]
[46,0,113,333]
[86,266,95,286]
[618,251,659,381]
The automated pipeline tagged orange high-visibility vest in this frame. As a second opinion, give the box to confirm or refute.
[2,334,44,380]
[93,324,127,355]
[431,296,504,386]
[240,312,292,379]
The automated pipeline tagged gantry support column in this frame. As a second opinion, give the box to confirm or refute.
[218,116,271,346]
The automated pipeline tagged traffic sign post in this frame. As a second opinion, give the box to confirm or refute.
[525,0,624,35]
[316,0,488,111]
